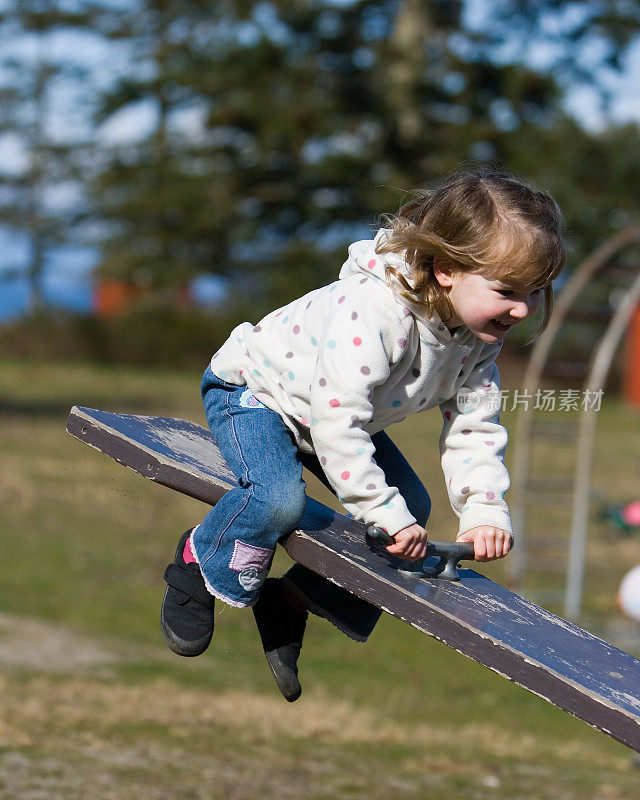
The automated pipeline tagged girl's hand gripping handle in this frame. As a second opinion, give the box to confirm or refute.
[367,523,429,560]
[366,526,477,580]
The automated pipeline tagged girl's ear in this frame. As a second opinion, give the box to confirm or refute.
[433,257,455,287]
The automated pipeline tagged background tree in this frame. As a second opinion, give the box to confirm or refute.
[0,0,98,310]
[34,0,632,320]
[89,0,228,294]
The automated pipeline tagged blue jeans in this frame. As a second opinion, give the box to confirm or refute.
[192,367,431,640]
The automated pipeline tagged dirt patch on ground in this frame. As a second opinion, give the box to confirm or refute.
[0,614,123,673]
[0,613,180,678]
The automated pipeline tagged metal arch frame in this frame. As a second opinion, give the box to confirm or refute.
[508,226,640,611]
[565,269,640,618]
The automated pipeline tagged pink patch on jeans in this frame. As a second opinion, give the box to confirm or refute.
[229,540,275,572]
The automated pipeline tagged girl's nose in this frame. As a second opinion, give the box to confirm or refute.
[510,293,540,319]
[509,300,530,319]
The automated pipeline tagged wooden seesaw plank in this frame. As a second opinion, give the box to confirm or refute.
[66,405,640,752]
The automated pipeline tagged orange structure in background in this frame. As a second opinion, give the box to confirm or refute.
[92,278,194,317]
[92,279,144,316]
[623,304,640,408]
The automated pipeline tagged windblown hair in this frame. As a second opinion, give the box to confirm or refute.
[376,169,566,336]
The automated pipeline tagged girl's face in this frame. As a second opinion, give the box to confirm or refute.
[434,264,543,343]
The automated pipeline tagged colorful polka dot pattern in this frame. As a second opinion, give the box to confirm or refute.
[208,247,510,540]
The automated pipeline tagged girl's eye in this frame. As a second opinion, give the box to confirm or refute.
[497,287,543,298]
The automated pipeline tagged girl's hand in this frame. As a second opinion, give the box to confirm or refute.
[456,526,512,562]
[385,523,429,561]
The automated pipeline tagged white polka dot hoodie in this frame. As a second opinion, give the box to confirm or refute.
[210,230,512,538]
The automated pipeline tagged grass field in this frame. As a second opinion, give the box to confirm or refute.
[1,355,640,799]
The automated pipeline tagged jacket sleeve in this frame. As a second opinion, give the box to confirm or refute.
[309,295,417,535]
[438,346,512,537]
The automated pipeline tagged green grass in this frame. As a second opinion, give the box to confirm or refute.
[1,354,640,799]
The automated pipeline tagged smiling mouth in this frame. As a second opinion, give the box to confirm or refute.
[491,319,513,332]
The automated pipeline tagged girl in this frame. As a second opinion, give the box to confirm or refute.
[161,169,566,702]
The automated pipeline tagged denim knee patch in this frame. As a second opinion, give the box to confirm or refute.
[230,539,274,593]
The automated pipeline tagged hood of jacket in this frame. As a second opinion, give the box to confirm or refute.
[338,229,475,345]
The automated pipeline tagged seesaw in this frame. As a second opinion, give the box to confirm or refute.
[66,405,640,753]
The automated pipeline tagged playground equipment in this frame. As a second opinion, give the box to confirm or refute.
[509,226,640,618]
[67,404,640,753]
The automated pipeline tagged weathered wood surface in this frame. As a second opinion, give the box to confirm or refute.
[66,405,640,753]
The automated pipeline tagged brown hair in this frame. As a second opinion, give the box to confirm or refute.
[376,169,566,336]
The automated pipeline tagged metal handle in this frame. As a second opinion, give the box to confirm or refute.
[423,540,475,580]
[366,526,396,546]
[366,526,477,581]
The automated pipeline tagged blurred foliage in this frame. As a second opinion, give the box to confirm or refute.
[86,0,640,303]
[1,0,640,341]
[506,118,640,264]
[0,302,255,368]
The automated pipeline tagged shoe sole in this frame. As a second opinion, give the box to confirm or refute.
[265,650,302,702]
[160,592,213,657]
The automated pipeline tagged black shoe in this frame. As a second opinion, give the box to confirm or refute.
[252,578,308,702]
[161,529,215,657]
